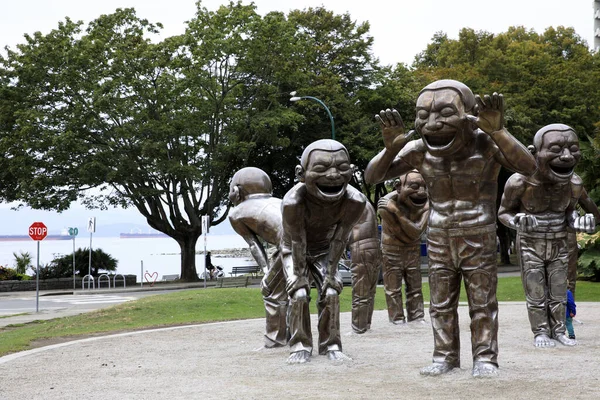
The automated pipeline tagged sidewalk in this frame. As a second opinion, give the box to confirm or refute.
[1,303,598,399]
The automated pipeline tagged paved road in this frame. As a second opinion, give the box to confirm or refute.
[0,293,139,316]
[0,287,197,327]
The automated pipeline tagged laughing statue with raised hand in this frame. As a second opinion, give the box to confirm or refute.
[282,139,366,364]
[228,167,289,348]
[498,124,596,348]
[365,79,537,377]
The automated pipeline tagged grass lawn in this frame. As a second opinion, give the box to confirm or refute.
[0,277,599,357]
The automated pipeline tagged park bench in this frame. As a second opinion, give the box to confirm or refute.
[229,265,261,277]
[215,276,250,288]
[161,274,179,281]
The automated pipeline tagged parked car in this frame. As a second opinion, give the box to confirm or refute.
[338,261,353,286]
[308,261,353,287]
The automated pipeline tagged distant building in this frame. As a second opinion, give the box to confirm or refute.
[595,1,600,51]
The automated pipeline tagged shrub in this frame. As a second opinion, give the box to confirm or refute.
[577,232,600,282]
[33,248,118,279]
[0,266,21,281]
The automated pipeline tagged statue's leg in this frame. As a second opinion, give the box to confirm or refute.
[566,230,578,298]
[460,230,499,377]
[366,250,381,329]
[350,259,370,334]
[350,239,380,333]
[262,253,289,347]
[421,230,461,375]
[382,249,405,323]
[517,235,553,347]
[547,239,575,346]
[404,246,425,322]
[282,252,312,363]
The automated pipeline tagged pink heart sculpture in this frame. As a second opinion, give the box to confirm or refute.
[144,271,158,286]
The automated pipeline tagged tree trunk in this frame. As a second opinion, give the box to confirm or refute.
[179,235,201,281]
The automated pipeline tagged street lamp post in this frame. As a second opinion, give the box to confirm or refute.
[290,93,335,140]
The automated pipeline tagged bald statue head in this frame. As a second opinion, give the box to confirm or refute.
[296,139,353,203]
[531,123,580,183]
[229,167,273,206]
[415,79,477,157]
[419,79,476,113]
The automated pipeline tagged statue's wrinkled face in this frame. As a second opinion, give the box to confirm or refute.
[415,89,470,156]
[396,172,427,208]
[537,130,580,183]
[302,149,352,203]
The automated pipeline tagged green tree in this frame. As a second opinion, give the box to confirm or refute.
[0,4,264,281]
[0,3,386,281]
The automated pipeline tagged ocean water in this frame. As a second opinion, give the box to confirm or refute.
[0,234,254,281]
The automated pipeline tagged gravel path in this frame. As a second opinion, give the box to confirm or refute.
[1,302,599,399]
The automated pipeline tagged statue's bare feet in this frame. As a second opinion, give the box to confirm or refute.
[409,318,428,325]
[420,362,455,376]
[555,333,577,346]
[391,319,406,325]
[534,334,556,348]
[327,350,352,362]
[287,350,311,364]
[472,361,498,378]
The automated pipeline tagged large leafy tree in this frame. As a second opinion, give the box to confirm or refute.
[0,2,386,281]
[0,5,254,281]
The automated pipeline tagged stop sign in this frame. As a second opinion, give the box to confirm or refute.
[29,222,48,241]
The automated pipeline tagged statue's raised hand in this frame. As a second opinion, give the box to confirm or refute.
[467,93,504,134]
[375,108,414,153]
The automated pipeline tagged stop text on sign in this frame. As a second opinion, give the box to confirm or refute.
[29,222,48,241]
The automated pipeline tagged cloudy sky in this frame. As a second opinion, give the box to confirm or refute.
[0,0,598,233]
[2,0,598,66]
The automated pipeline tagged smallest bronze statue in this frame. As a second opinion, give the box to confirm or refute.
[229,167,289,348]
[498,124,596,348]
[378,171,429,324]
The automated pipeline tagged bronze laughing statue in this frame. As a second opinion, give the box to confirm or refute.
[498,124,596,348]
[228,167,289,348]
[282,139,366,364]
[347,202,381,334]
[365,79,536,377]
[378,171,429,324]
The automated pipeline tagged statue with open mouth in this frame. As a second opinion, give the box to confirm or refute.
[498,124,596,348]
[378,170,429,325]
[365,79,537,377]
[281,139,366,364]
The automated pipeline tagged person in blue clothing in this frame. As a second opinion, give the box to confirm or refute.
[566,289,577,340]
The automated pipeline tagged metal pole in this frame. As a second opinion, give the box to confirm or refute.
[296,96,335,140]
[72,236,76,290]
[35,241,40,313]
[88,232,92,279]
[141,260,143,288]
[203,233,207,289]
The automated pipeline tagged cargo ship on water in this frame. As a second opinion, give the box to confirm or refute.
[120,230,168,239]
